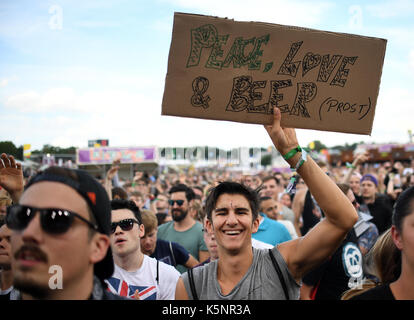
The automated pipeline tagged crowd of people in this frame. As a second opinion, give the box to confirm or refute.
[1,108,414,300]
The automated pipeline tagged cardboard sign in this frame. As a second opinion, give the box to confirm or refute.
[162,13,387,135]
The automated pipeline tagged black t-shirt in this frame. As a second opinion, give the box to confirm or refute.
[366,194,393,235]
[349,284,395,300]
[302,229,363,300]
[300,190,322,236]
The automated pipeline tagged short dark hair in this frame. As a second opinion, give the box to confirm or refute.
[110,199,142,225]
[262,176,280,185]
[169,184,195,202]
[204,181,259,222]
[259,196,272,203]
[112,187,128,200]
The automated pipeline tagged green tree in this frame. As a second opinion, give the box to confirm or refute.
[0,141,23,160]
[261,154,272,167]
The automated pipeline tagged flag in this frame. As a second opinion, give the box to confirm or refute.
[23,144,31,158]
[106,277,157,300]
[309,141,315,150]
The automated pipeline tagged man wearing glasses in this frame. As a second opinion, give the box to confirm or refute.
[157,184,209,273]
[0,158,126,300]
[106,199,180,300]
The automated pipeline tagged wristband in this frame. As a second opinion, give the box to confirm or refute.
[285,150,307,195]
[293,149,307,171]
[346,162,356,169]
[283,146,302,160]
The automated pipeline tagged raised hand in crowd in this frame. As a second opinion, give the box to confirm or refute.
[0,153,24,204]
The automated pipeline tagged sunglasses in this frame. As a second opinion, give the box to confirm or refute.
[6,205,98,234]
[168,200,184,206]
[111,219,139,234]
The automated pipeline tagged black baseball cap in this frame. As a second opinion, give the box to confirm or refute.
[25,167,114,281]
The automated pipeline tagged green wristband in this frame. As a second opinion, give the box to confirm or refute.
[283,146,302,160]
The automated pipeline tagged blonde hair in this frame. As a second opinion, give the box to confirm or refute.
[140,209,158,234]
[0,189,12,207]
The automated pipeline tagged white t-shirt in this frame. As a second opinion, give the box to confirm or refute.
[252,238,273,249]
[105,255,180,300]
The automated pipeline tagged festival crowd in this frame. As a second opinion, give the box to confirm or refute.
[1,109,414,300]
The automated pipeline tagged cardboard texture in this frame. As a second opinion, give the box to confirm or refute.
[162,12,387,135]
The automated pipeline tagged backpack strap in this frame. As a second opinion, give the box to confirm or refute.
[268,249,290,300]
[187,268,199,300]
[169,241,177,266]
[156,259,159,285]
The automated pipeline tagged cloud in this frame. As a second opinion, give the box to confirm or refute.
[0,79,8,87]
[161,0,333,27]
[410,49,414,70]
[4,87,161,115]
[366,0,414,18]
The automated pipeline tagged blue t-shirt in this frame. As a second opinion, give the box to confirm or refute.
[151,239,189,267]
[252,213,292,246]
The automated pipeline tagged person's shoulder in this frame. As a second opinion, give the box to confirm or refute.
[158,259,181,276]
[375,193,392,205]
[170,240,188,252]
[267,217,289,230]
[349,284,395,300]
[158,221,173,231]
[191,220,203,230]
[156,238,169,248]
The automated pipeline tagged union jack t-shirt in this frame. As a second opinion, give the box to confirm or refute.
[105,255,180,300]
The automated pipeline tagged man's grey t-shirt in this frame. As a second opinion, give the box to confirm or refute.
[181,247,300,300]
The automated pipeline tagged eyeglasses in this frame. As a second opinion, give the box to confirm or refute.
[168,200,184,206]
[111,219,139,234]
[6,205,98,234]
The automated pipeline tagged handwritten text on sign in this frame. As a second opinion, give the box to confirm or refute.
[162,13,386,134]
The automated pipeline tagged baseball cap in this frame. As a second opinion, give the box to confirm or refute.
[25,167,114,281]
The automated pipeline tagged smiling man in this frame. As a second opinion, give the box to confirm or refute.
[175,107,358,300]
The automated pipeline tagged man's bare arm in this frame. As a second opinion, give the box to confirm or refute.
[264,108,358,282]
[175,277,189,300]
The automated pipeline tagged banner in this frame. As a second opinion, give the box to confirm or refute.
[77,147,157,165]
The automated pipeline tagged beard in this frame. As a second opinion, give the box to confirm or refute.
[13,276,50,299]
[171,208,188,222]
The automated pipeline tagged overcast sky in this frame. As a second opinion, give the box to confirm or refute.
[1,0,413,151]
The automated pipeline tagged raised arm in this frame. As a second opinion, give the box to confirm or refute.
[0,153,24,204]
[264,108,358,282]
[104,163,120,201]
[342,151,368,184]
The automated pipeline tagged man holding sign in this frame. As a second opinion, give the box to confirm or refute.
[175,107,358,299]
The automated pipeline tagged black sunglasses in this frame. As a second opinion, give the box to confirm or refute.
[111,219,139,234]
[168,199,184,206]
[6,205,98,234]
